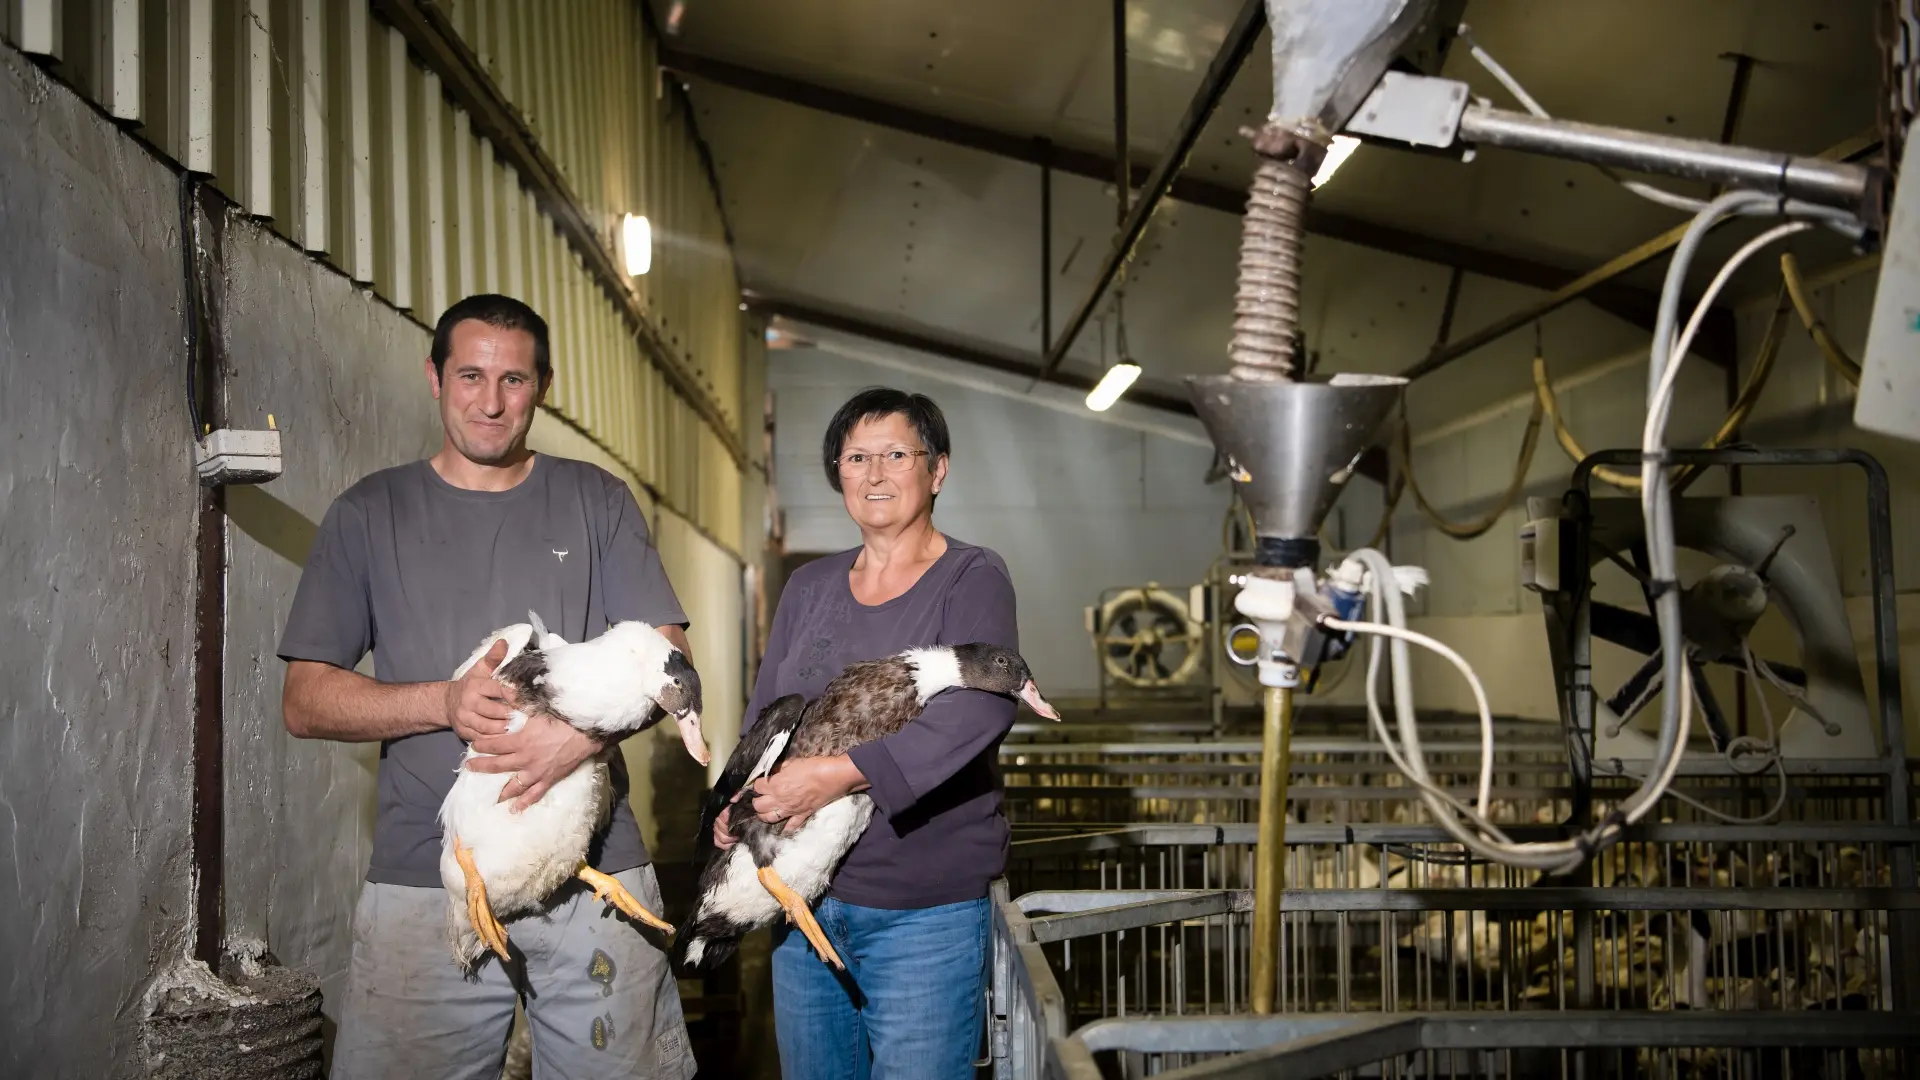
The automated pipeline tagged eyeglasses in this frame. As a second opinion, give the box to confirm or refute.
[834,449,930,476]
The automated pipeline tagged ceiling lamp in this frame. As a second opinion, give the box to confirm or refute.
[1085,361,1143,412]
[1312,135,1361,189]
[622,214,652,276]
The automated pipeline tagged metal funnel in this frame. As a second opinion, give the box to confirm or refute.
[1188,373,1406,543]
[1265,0,1439,134]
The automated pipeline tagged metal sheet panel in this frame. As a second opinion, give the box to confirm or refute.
[418,68,447,320]
[95,0,140,120]
[451,105,474,300]
[234,0,272,214]
[9,0,61,56]
[295,0,327,252]
[373,23,412,309]
[333,0,373,282]
[171,0,212,172]
[503,164,524,299]
[479,139,498,292]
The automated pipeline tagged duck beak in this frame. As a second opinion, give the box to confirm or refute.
[676,711,710,766]
[1019,680,1061,721]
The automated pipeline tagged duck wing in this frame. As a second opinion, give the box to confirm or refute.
[696,693,808,849]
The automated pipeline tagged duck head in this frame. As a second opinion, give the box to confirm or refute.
[600,621,710,765]
[949,643,1060,720]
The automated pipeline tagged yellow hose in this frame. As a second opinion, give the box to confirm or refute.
[1394,392,1544,540]
[1780,252,1863,386]
[1533,285,1791,490]
[1367,473,1404,549]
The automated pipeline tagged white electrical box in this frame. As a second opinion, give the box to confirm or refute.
[1518,497,1560,593]
[1855,132,1920,443]
[196,427,283,486]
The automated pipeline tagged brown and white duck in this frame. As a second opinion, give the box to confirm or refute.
[670,642,1059,972]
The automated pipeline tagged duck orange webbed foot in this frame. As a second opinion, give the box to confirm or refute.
[756,866,844,969]
[454,835,511,962]
[578,865,675,934]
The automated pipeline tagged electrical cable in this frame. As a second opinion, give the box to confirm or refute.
[1335,194,1858,874]
[1634,193,1852,849]
[1646,222,1815,472]
[180,173,204,439]
[1368,473,1404,550]
[1338,545,1690,873]
[1535,227,1804,491]
[1394,386,1544,540]
[1326,615,1497,813]
[1780,251,1865,385]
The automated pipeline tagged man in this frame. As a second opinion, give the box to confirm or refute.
[278,293,697,1079]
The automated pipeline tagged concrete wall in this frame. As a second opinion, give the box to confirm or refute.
[0,43,755,1076]
[767,343,1231,695]
[0,44,200,1079]
[218,211,441,1036]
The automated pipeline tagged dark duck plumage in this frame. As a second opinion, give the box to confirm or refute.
[670,643,1059,972]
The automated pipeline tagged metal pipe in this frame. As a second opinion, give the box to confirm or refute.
[1032,0,1266,385]
[1397,129,1875,383]
[1112,0,1129,224]
[1040,141,1052,354]
[185,179,229,969]
[1250,685,1294,1014]
[1458,103,1876,211]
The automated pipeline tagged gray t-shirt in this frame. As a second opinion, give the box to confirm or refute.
[741,539,1020,909]
[277,454,688,887]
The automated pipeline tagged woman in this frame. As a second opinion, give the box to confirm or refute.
[712,387,1021,1079]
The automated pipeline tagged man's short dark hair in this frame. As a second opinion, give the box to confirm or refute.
[431,294,551,381]
[822,387,951,493]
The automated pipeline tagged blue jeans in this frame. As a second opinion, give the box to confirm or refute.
[771,895,990,1080]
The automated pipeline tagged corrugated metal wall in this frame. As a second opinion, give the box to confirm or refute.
[3,0,749,554]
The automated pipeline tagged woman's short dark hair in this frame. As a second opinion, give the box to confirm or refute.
[432,293,552,381]
[822,387,951,493]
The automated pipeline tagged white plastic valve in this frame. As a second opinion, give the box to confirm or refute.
[1232,574,1305,688]
[1232,574,1296,622]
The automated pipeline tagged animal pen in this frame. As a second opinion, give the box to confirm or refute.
[984,711,1920,1079]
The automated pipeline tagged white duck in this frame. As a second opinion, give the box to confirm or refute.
[439,612,707,969]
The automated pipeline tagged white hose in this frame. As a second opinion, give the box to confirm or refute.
[1338,546,1695,873]
[1325,616,1496,814]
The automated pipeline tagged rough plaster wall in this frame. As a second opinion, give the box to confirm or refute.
[768,346,1230,696]
[218,214,440,1038]
[0,46,199,1078]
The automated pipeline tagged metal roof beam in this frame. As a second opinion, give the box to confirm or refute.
[740,290,1391,485]
[654,46,1708,360]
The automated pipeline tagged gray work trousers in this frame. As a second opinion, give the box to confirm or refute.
[328,865,696,1080]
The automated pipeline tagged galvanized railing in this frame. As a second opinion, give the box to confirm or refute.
[987,735,1920,1079]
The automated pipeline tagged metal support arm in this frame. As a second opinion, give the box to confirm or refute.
[1343,69,1882,217]
[1458,104,1878,212]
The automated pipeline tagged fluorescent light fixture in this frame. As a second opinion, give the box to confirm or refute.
[1085,361,1143,412]
[622,214,652,275]
[1312,135,1361,189]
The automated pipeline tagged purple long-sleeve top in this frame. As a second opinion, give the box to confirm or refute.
[740,537,1020,909]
